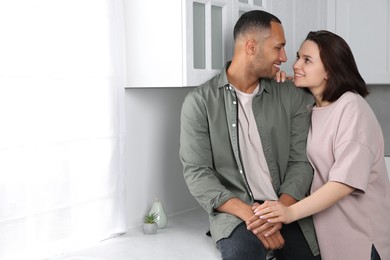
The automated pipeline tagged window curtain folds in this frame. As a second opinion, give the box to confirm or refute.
[0,0,127,258]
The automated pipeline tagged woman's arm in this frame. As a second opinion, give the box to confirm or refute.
[254,181,355,225]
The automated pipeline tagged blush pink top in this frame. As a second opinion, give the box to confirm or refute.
[307,92,390,260]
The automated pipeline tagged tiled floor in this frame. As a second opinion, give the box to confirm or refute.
[47,207,220,260]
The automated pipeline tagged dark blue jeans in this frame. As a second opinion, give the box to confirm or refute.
[216,221,321,260]
[371,245,381,260]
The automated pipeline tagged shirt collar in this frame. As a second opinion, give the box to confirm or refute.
[217,61,231,89]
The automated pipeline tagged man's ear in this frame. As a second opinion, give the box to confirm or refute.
[246,39,256,55]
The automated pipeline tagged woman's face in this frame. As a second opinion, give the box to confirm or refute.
[293,40,328,96]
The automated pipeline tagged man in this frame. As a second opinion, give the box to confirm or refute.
[180,10,320,260]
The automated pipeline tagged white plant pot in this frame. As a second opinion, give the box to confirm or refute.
[142,223,158,234]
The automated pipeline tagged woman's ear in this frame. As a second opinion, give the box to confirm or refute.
[324,72,329,80]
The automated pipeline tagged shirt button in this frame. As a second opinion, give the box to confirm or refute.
[232,123,236,127]
[233,101,237,105]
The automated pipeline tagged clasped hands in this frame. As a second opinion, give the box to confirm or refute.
[246,202,285,250]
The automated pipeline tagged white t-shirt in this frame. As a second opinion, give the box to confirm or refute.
[234,85,278,201]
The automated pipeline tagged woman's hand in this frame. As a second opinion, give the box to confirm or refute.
[275,71,293,83]
[253,200,296,225]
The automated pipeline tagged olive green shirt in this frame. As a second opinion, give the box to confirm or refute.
[179,62,319,255]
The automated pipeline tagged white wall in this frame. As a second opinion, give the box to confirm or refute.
[366,85,390,155]
[122,86,390,230]
[124,87,199,229]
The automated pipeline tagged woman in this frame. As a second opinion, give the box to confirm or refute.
[252,31,390,259]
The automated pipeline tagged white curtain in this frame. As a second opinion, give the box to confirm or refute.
[0,1,127,259]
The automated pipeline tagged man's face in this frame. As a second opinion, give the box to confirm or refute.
[253,22,287,78]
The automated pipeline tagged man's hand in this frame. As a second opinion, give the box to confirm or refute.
[216,198,284,249]
[248,194,298,237]
[255,227,285,250]
[246,202,284,249]
[246,212,283,238]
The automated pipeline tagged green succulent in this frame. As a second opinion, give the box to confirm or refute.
[143,212,158,224]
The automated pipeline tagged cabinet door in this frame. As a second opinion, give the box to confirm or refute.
[125,0,330,88]
[224,0,326,75]
[185,0,229,86]
[329,0,390,84]
[124,0,183,88]
[124,0,229,88]
[266,0,327,75]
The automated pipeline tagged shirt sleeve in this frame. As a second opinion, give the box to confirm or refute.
[279,85,314,200]
[329,99,375,193]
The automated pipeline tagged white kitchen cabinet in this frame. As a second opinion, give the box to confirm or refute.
[264,0,327,75]
[219,0,327,75]
[225,0,268,61]
[124,0,230,88]
[124,0,327,88]
[185,0,231,86]
[327,0,390,84]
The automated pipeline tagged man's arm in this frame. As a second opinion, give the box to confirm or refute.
[278,193,297,206]
[216,198,253,221]
[279,84,314,201]
[180,92,236,213]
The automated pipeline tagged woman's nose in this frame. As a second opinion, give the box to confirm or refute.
[293,59,301,69]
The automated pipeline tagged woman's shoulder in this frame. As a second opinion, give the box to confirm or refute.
[339,91,368,102]
[335,91,368,110]
[335,92,379,131]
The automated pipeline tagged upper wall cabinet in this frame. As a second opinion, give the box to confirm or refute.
[264,0,327,75]
[123,0,326,88]
[124,0,230,88]
[327,0,390,84]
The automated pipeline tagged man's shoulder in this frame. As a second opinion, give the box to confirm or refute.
[261,79,313,107]
[186,73,226,100]
[262,78,298,92]
[181,73,227,118]
[265,79,311,99]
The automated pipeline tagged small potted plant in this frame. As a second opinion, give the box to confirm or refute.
[142,212,158,234]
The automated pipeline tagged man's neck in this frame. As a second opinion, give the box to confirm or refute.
[227,62,259,94]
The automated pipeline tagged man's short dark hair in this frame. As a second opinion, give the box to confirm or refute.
[233,10,281,41]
